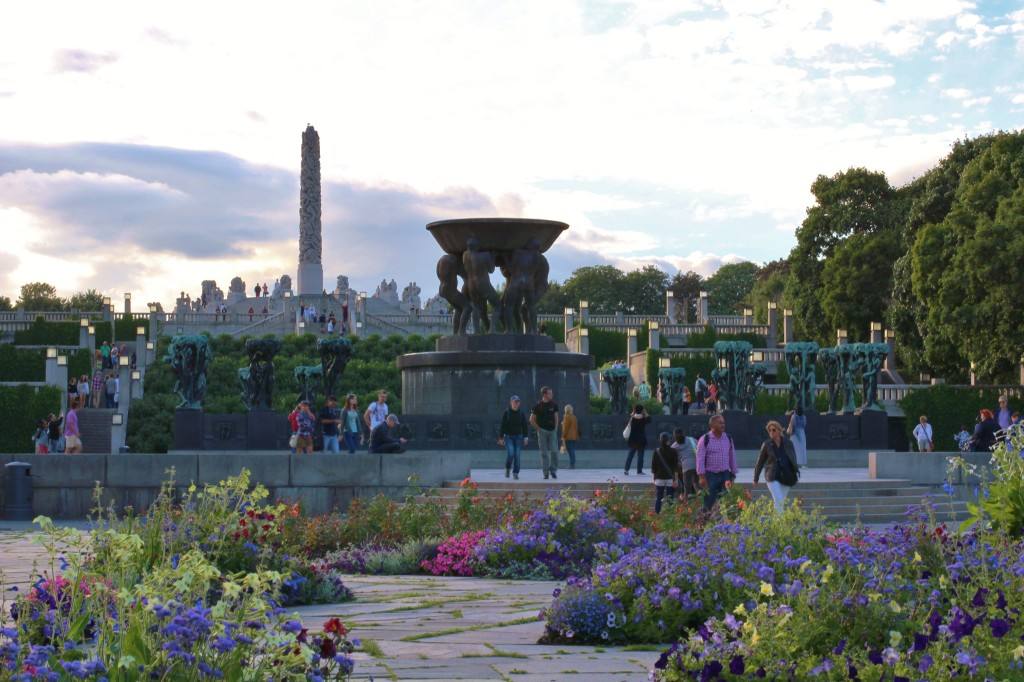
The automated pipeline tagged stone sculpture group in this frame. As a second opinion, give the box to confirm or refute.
[436,237,550,336]
[712,341,767,413]
[658,367,687,415]
[166,335,212,410]
[601,366,630,414]
[790,341,889,414]
[239,338,281,409]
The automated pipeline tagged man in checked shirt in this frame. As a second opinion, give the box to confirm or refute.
[696,414,737,511]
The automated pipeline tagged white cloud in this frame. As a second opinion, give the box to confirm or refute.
[1012,94,1024,104]
[941,88,972,99]
[844,75,896,92]
[927,73,942,83]
[962,96,991,108]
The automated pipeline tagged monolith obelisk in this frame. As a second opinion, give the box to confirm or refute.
[296,125,323,296]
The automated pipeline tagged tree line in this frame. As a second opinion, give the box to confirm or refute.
[0,282,106,313]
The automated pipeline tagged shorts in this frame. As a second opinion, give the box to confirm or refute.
[64,436,82,451]
[295,436,313,449]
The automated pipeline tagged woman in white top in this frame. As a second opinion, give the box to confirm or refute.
[913,415,934,452]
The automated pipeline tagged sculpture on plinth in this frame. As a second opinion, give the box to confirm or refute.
[741,364,767,414]
[835,344,860,414]
[817,347,841,413]
[318,337,352,398]
[239,338,281,409]
[401,282,422,311]
[294,364,323,404]
[500,238,550,334]
[712,340,753,411]
[462,237,503,334]
[602,366,630,414]
[857,343,888,412]
[165,335,212,409]
[437,254,471,334]
[784,342,819,414]
[658,367,687,415]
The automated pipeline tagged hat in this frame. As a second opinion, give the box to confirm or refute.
[510,395,521,401]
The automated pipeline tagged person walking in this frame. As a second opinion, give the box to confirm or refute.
[64,398,82,454]
[694,374,707,412]
[995,396,1013,431]
[529,386,560,480]
[636,380,652,402]
[110,343,120,370]
[104,373,117,409]
[364,390,390,450]
[287,402,301,453]
[682,386,692,415]
[561,404,579,469]
[913,415,934,453]
[652,432,681,513]
[253,283,261,299]
[754,420,799,513]
[77,374,90,409]
[671,428,699,501]
[91,365,104,408]
[370,414,407,453]
[706,382,718,415]
[623,404,650,476]
[319,395,342,453]
[696,414,738,511]
[294,401,315,454]
[786,407,808,467]
[67,376,78,405]
[499,395,528,479]
[46,412,63,453]
[33,419,49,454]
[341,394,362,454]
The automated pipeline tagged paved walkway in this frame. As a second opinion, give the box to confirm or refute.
[470,467,896,484]
[294,575,658,681]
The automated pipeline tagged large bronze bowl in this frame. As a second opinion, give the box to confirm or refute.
[426,218,568,255]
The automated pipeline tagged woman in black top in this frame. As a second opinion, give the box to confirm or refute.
[652,432,681,513]
[624,404,650,476]
[971,409,999,452]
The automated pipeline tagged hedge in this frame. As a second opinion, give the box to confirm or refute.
[0,385,61,453]
[899,385,1016,451]
[13,317,150,346]
[645,349,717,390]
[0,346,46,381]
[686,325,766,349]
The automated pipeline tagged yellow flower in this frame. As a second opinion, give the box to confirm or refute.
[867,592,881,603]
[750,627,761,646]
[1013,645,1024,660]
[760,582,774,597]
[188,483,197,493]
[799,560,812,573]
[889,601,902,614]
[913,551,922,563]
[733,603,748,616]
[821,564,834,584]
[889,631,902,647]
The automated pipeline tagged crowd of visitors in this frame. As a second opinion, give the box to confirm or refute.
[286,389,406,455]
[299,304,348,335]
[31,397,82,454]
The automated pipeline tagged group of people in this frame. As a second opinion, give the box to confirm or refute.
[913,396,1020,453]
[286,390,406,455]
[497,387,579,480]
[97,341,133,371]
[627,373,720,416]
[253,282,270,298]
[299,304,348,335]
[32,398,82,454]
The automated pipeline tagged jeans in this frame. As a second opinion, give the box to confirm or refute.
[624,447,644,474]
[703,470,734,511]
[654,484,675,513]
[343,431,359,453]
[536,428,557,475]
[766,480,791,513]
[504,435,522,474]
[564,440,576,468]
[322,435,340,453]
[105,394,115,408]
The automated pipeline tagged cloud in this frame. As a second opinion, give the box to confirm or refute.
[843,75,896,92]
[145,27,187,47]
[52,49,117,73]
[941,87,971,99]
[1012,94,1024,104]
[962,96,991,108]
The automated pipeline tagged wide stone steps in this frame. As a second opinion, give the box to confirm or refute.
[419,478,970,525]
[76,408,114,453]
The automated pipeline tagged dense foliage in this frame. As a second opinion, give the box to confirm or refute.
[13,317,149,345]
[127,332,436,453]
[899,386,1015,451]
[0,385,60,453]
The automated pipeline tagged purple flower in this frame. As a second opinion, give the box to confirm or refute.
[832,639,846,655]
[990,619,1010,638]
[729,655,745,675]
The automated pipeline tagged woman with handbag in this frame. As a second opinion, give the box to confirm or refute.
[561,404,579,469]
[623,404,650,476]
[652,432,681,513]
[753,420,800,513]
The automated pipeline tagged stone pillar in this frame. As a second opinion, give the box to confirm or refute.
[1019,355,1024,386]
[579,300,590,325]
[627,328,638,356]
[885,329,897,372]
[118,356,131,410]
[297,125,324,296]
[648,322,660,350]
[123,292,132,316]
[78,319,90,348]
[614,310,625,325]
[131,367,143,401]
[836,329,848,345]
[563,307,575,332]
[55,354,69,415]
[135,328,147,378]
[698,292,709,325]
[86,325,96,364]
[579,328,590,356]
[783,309,794,344]
[766,302,778,348]
[110,413,126,454]
[869,321,883,344]
[742,307,753,326]
[665,291,677,324]
[44,348,60,388]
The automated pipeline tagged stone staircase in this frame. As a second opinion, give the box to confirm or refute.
[423,478,969,526]
[77,408,114,453]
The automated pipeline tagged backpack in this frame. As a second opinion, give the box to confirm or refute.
[773,443,800,487]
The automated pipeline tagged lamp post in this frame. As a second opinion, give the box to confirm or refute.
[836,329,848,345]
[783,308,794,344]
[658,357,671,369]
[766,302,778,348]
[579,300,590,325]
[135,325,147,380]
[579,326,590,356]
[56,354,69,414]
[110,411,125,454]
[79,317,90,349]
[742,307,753,326]
[563,306,575,333]
[87,325,96,363]
[626,327,638,356]
[131,368,143,401]
[124,292,132,316]
[697,291,709,324]
[118,355,131,413]
[869,321,883,344]
[648,321,661,350]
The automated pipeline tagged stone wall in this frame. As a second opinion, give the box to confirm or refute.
[0,451,471,520]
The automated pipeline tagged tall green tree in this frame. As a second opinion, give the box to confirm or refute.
[784,168,903,343]
[16,282,65,311]
[67,289,105,311]
[0,296,11,311]
[560,265,626,314]
[621,266,669,314]
[669,271,703,321]
[819,229,902,341]
[704,262,758,315]
[749,260,788,323]
[536,281,570,314]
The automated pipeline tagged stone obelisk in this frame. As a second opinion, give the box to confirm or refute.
[296,125,323,296]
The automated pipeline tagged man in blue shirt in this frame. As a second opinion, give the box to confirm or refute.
[319,395,341,453]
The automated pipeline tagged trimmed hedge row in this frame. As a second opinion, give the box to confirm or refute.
[686,325,766,348]
[899,385,1016,450]
[13,317,149,346]
[0,346,94,382]
[0,385,61,453]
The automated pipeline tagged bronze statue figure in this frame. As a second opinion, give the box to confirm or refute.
[602,366,630,415]
[501,238,548,334]
[784,341,818,414]
[461,237,502,334]
[239,338,281,409]
[817,347,841,413]
[165,335,212,409]
[318,337,352,398]
[436,254,471,335]
[658,367,687,415]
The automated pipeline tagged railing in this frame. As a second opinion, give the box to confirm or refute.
[708,315,746,325]
[0,310,104,322]
[230,312,287,337]
[113,313,150,321]
[759,384,1024,401]
[364,313,414,335]
[656,347,785,362]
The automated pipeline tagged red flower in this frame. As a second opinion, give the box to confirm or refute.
[320,637,337,658]
[324,617,347,636]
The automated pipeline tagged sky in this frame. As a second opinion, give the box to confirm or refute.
[1,0,1022,309]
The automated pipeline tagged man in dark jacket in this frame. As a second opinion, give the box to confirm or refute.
[370,414,406,453]
[499,395,529,480]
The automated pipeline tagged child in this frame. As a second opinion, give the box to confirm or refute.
[652,432,681,513]
[954,425,971,451]
[33,419,49,454]
[671,428,699,500]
